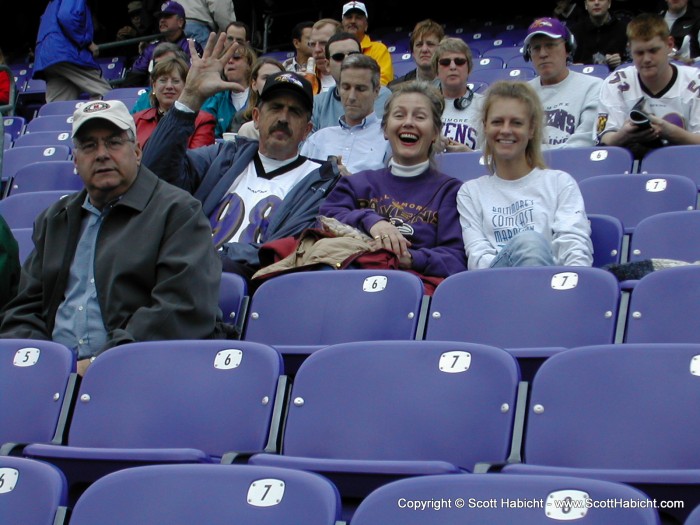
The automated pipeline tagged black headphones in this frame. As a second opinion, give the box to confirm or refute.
[454,87,475,110]
[522,27,577,61]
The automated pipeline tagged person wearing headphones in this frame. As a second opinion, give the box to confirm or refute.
[433,37,484,153]
[524,17,602,149]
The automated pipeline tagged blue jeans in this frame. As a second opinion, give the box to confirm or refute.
[490,230,555,268]
[185,21,213,49]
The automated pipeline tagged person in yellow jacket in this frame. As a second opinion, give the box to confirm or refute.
[341,1,394,86]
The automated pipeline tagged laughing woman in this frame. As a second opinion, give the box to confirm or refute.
[318,80,467,284]
[456,80,592,269]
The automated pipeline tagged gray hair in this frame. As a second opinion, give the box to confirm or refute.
[340,53,381,91]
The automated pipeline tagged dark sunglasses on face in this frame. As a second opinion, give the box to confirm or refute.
[438,57,468,67]
[330,51,361,62]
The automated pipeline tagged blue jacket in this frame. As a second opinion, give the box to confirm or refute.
[33,0,101,78]
[141,107,341,269]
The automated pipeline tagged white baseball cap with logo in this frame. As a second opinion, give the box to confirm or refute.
[71,100,137,138]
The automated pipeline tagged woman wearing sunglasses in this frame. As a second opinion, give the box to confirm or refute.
[433,37,484,153]
[457,80,592,269]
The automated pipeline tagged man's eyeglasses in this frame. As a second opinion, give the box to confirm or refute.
[330,51,361,62]
[438,57,469,67]
[74,136,134,154]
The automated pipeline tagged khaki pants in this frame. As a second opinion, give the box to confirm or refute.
[43,62,111,102]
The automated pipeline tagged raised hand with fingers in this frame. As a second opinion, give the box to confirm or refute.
[179,32,247,111]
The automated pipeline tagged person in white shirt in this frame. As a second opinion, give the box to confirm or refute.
[457,80,592,269]
[596,12,700,158]
[523,17,602,149]
[301,54,390,174]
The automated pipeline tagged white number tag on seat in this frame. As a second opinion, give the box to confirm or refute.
[13,347,40,367]
[247,479,285,507]
[645,178,667,192]
[691,355,700,376]
[439,351,471,373]
[58,132,70,140]
[589,149,608,161]
[363,276,387,292]
[0,468,19,493]
[214,349,242,370]
[551,272,579,290]
[545,489,589,520]
[42,147,56,156]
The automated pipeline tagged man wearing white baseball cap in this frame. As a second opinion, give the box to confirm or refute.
[0,100,228,375]
[341,1,394,86]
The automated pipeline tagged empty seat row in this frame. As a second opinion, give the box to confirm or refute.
[3,338,700,522]
[4,455,672,525]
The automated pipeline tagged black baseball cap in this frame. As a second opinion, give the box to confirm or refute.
[260,72,314,113]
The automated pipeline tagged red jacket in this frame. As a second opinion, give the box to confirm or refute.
[134,107,215,149]
[0,70,9,105]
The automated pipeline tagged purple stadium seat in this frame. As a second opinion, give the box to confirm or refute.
[588,213,623,268]
[577,173,697,234]
[12,130,72,150]
[11,228,33,264]
[6,160,82,196]
[352,473,661,525]
[0,190,70,229]
[0,456,68,525]
[24,115,73,134]
[639,144,700,191]
[69,464,340,525]
[3,116,26,140]
[0,339,76,454]
[243,270,425,372]
[24,340,284,491]
[542,145,634,183]
[2,144,72,183]
[36,99,86,117]
[434,150,489,182]
[425,266,620,380]
[628,210,700,263]
[502,343,700,524]
[624,265,700,343]
[250,340,520,500]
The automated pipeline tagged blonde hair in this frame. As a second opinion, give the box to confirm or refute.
[481,80,546,173]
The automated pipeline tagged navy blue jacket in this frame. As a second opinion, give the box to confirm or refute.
[142,107,341,269]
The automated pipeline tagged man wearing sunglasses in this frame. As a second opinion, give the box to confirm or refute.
[433,37,484,153]
[525,17,602,149]
[312,32,392,132]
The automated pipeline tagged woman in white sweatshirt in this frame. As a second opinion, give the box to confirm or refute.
[456,80,593,270]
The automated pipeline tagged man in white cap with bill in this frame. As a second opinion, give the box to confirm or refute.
[0,100,228,376]
[341,1,394,86]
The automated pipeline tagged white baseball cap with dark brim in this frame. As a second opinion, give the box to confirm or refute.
[72,100,137,138]
[342,1,368,17]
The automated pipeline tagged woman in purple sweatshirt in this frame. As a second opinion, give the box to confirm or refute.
[319,80,467,279]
